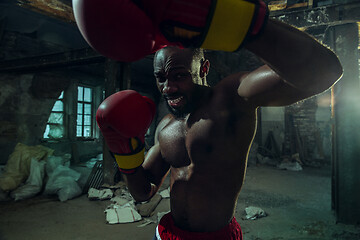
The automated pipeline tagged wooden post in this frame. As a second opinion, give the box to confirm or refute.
[102,59,120,186]
[102,60,132,185]
[330,23,360,224]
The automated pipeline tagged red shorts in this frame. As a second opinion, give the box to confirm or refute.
[156,212,243,240]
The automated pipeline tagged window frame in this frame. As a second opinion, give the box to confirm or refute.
[76,85,95,139]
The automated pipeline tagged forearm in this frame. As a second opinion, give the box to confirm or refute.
[123,167,158,202]
[245,19,343,93]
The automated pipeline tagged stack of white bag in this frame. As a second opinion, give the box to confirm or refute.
[10,158,46,201]
[11,154,82,202]
[43,154,82,202]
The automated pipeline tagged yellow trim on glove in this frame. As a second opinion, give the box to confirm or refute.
[114,147,145,170]
[114,138,145,170]
[201,0,256,51]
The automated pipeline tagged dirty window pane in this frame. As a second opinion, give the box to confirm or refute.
[52,100,63,112]
[78,86,83,101]
[84,115,91,125]
[58,91,64,99]
[77,103,83,114]
[84,126,91,137]
[76,126,82,137]
[48,125,64,138]
[84,104,91,114]
[77,114,83,125]
[48,113,63,124]
[84,88,92,102]
[43,125,50,138]
[43,90,65,139]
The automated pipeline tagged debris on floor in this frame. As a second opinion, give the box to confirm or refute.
[88,182,165,225]
[99,184,141,224]
[88,182,173,226]
[137,193,162,217]
[137,218,156,227]
[105,202,142,224]
[159,187,170,198]
[277,161,303,171]
[244,206,267,220]
[88,188,113,200]
[111,195,133,206]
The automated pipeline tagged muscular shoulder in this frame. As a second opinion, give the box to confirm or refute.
[212,72,255,110]
[214,72,247,98]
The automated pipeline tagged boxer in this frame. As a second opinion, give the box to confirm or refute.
[92,2,343,239]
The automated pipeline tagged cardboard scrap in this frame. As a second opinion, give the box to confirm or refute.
[88,188,113,200]
[105,203,142,224]
[159,187,170,198]
[111,195,132,206]
[137,219,156,228]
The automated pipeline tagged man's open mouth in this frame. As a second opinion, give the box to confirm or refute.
[166,95,185,108]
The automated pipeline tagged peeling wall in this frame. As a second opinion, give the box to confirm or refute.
[0,73,63,164]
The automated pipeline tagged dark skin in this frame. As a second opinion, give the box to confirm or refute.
[125,19,343,232]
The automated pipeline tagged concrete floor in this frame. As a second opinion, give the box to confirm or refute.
[1,165,359,240]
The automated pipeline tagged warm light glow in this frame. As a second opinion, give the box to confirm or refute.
[358,22,360,49]
[268,0,287,11]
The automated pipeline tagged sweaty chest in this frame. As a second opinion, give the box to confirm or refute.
[158,119,209,168]
[158,111,243,168]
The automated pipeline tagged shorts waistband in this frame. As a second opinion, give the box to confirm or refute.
[156,212,243,240]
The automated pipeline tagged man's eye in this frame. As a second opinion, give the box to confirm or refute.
[175,73,189,79]
[156,76,166,83]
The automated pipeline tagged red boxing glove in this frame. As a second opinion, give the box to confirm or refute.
[72,0,161,62]
[96,90,156,174]
[143,0,268,51]
[73,0,267,61]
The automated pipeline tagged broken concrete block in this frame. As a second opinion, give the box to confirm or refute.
[137,193,162,217]
[244,206,267,220]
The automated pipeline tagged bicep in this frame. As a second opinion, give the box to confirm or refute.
[237,65,316,107]
[143,143,170,188]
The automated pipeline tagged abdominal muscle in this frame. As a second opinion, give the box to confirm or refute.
[169,160,246,232]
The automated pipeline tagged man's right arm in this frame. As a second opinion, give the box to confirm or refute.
[123,143,170,202]
[123,116,171,202]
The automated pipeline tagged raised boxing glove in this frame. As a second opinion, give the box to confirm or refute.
[96,90,156,174]
[143,0,268,52]
[72,0,162,62]
[73,0,267,61]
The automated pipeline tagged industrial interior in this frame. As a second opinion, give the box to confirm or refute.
[0,0,360,239]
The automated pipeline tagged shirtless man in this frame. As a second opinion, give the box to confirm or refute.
[96,19,342,240]
[90,2,343,239]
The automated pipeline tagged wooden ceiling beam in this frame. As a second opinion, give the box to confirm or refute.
[17,0,75,23]
[0,47,105,73]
